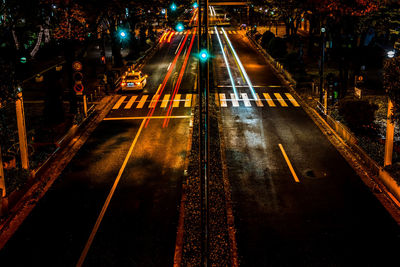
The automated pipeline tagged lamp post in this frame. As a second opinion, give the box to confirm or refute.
[320,27,326,114]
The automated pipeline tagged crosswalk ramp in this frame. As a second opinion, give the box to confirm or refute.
[111,92,300,110]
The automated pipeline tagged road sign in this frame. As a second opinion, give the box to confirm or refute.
[73,72,83,83]
[72,61,83,72]
[74,83,84,95]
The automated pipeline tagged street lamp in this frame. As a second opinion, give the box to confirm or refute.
[193,2,198,9]
[199,49,209,62]
[387,50,396,58]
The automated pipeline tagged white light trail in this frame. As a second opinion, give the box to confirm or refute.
[215,26,238,99]
[222,28,257,100]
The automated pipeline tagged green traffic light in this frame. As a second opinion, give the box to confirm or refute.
[176,23,184,32]
[20,57,27,64]
[193,2,198,8]
[171,3,177,11]
[199,49,209,62]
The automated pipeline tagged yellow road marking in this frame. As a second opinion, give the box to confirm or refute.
[255,93,264,107]
[192,94,197,107]
[263,93,276,107]
[185,94,192,107]
[161,94,170,108]
[210,30,214,34]
[233,31,237,34]
[219,93,227,107]
[173,94,181,107]
[278,144,300,183]
[104,116,191,120]
[112,96,127,109]
[230,93,239,107]
[228,30,232,34]
[215,93,219,107]
[274,93,288,107]
[148,94,159,108]
[77,119,146,267]
[124,95,137,109]
[285,93,300,107]
[136,95,148,108]
[241,93,251,107]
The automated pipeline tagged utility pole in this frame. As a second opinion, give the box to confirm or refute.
[16,91,29,170]
[319,27,326,113]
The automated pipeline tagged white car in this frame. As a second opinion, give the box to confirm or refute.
[120,71,148,91]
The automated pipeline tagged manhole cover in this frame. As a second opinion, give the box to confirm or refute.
[303,169,327,179]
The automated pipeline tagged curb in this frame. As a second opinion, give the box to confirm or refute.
[244,33,400,217]
[0,95,120,248]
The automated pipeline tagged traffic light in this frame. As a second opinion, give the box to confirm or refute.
[199,49,209,62]
[176,23,184,32]
[119,30,127,39]
[20,57,27,64]
[193,2,198,8]
[171,3,177,11]
[355,75,364,89]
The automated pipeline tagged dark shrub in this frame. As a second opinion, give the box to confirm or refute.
[338,98,378,133]
[267,37,287,58]
[261,31,275,49]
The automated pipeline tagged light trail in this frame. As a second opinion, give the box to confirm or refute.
[164,30,196,128]
[159,31,168,42]
[167,31,174,43]
[215,26,239,100]
[221,28,257,100]
[144,31,190,128]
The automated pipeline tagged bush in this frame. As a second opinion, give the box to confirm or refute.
[338,98,378,133]
[261,31,275,50]
[267,37,287,59]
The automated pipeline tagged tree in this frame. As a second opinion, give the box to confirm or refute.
[383,56,400,166]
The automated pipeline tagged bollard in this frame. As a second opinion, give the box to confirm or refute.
[90,94,93,103]
[94,89,97,99]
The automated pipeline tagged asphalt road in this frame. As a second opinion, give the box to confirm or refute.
[0,28,197,266]
[211,27,400,266]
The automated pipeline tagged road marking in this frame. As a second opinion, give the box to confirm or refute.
[263,93,276,107]
[230,93,239,107]
[124,95,137,109]
[136,95,148,109]
[161,94,170,108]
[148,94,159,108]
[77,119,146,267]
[285,93,300,107]
[255,93,264,107]
[217,85,266,88]
[184,94,192,107]
[274,93,288,107]
[219,93,227,107]
[210,30,214,34]
[278,144,300,183]
[104,116,191,120]
[228,30,232,34]
[241,93,251,107]
[192,94,197,107]
[215,93,220,107]
[173,94,181,107]
[233,31,237,34]
[112,96,127,109]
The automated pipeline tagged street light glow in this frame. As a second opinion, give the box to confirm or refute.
[387,50,395,58]
[199,49,209,62]
[171,3,177,11]
[176,23,184,32]
[193,2,198,8]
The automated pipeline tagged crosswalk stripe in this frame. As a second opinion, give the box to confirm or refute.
[220,31,223,34]
[184,94,192,107]
[148,94,159,108]
[255,93,264,107]
[215,93,220,107]
[230,93,239,107]
[187,30,191,34]
[219,93,227,107]
[228,30,232,34]
[192,94,197,107]
[263,93,276,107]
[233,31,237,34]
[173,94,181,107]
[274,93,288,107]
[285,93,300,107]
[113,96,127,109]
[241,93,251,107]
[124,95,137,109]
[210,30,214,34]
[136,95,148,109]
[161,94,170,108]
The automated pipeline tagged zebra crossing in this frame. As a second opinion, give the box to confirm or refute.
[174,30,241,35]
[111,92,300,110]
